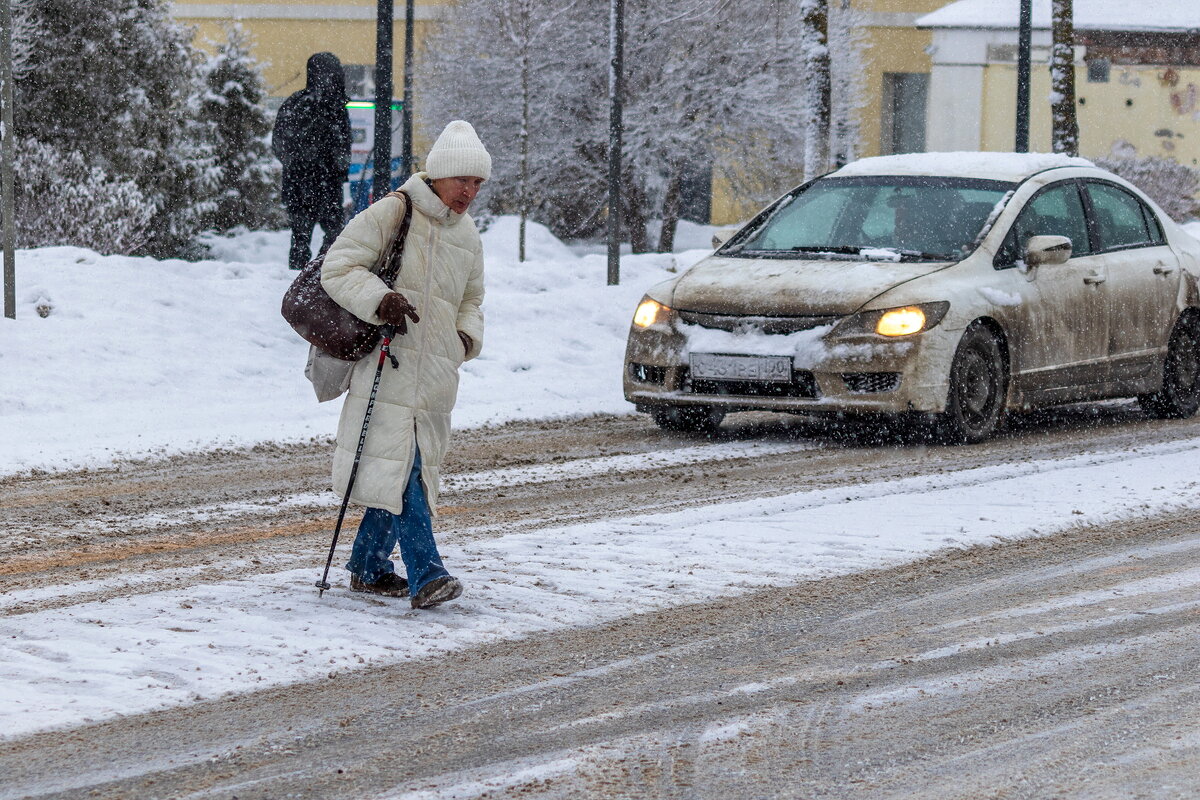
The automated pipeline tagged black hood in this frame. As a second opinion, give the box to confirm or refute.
[306,52,348,106]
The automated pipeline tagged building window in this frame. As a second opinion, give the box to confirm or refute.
[1087,58,1110,83]
[881,73,928,155]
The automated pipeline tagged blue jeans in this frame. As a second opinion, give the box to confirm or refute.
[345,445,450,596]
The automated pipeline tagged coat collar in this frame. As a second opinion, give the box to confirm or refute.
[401,172,465,227]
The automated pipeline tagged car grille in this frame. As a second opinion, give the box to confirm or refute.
[685,368,819,398]
[842,372,901,393]
[677,310,839,335]
[628,362,667,385]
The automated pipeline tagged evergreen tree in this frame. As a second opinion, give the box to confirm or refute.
[199,24,283,232]
[15,0,218,256]
[13,139,154,253]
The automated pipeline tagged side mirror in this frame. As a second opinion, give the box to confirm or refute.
[711,226,739,249]
[1025,235,1072,266]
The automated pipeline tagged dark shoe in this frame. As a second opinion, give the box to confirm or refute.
[350,573,409,597]
[410,576,463,610]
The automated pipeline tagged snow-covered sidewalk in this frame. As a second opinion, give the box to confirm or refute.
[2,435,1199,739]
[0,218,709,475]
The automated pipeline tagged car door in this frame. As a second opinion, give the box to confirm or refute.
[1083,180,1181,383]
[995,180,1111,395]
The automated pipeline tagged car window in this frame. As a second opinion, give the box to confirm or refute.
[1141,203,1166,244]
[728,176,1012,262]
[750,187,846,250]
[996,182,1091,268]
[1086,182,1157,250]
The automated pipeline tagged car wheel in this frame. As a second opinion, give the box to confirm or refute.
[652,405,725,435]
[936,322,1008,444]
[1139,314,1200,419]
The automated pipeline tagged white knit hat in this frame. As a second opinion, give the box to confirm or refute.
[425,120,491,181]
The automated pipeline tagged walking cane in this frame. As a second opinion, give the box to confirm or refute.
[316,325,400,596]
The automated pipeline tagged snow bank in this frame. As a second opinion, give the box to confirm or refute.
[0,219,711,475]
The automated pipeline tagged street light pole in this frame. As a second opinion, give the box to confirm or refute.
[402,0,414,177]
[1015,0,1032,152]
[605,0,625,286]
[373,0,395,201]
[1,0,15,320]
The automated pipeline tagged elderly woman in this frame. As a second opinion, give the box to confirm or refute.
[320,121,489,610]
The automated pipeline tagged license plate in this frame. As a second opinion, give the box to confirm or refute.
[689,353,793,383]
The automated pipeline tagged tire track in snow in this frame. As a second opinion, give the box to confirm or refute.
[15,440,822,541]
[3,437,1200,738]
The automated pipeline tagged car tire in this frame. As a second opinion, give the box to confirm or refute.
[1139,314,1200,419]
[936,322,1008,445]
[651,405,725,435]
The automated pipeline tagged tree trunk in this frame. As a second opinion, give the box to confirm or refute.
[657,167,682,253]
[518,36,530,262]
[1050,0,1079,156]
[801,0,830,181]
[623,175,651,254]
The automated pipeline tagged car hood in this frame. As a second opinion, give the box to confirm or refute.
[669,255,952,316]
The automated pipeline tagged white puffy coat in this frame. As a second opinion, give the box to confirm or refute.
[321,173,484,515]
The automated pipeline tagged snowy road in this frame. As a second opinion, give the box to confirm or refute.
[3,406,1200,798]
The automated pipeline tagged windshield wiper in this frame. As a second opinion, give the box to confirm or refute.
[894,249,954,261]
[788,245,951,261]
[786,245,863,254]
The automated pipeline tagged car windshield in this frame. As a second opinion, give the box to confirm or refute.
[726,176,1014,261]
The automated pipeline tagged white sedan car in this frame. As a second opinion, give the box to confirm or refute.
[623,152,1200,442]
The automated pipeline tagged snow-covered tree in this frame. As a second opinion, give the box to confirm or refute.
[424,0,860,252]
[15,0,218,257]
[421,0,597,243]
[199,24,282,232]
[13,139,153,253]
[423,0,584,261]
[1050,0,1079,156]
[615,1,820,251]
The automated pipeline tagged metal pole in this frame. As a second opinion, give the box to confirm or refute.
[402,0,414,177]
[605,0,624,286]
[373,0,395,201]
[1,0,15,320]
[1015,0,1032,152]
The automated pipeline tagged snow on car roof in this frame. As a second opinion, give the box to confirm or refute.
[918,0,1200,32]
[831,151,1095,183]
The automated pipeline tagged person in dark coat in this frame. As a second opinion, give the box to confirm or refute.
[272,52,353,270]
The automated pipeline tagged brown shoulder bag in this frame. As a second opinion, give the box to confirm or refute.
[281,190,414,361]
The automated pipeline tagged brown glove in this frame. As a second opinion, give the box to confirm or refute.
[458,331,473,356]
[377,292,420,334]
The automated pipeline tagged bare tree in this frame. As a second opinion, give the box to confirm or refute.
[1050,0,1079,156]
[424,0,860,251]
[422,0,592,246]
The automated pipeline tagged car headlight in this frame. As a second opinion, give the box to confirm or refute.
[633,297,673,328]
[877,307,931,336]
[834,301,950,338]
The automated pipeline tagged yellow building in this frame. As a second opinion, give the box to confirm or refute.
[171,0,446,102]
[172,1,1200,227]
[919,0,1200,167]
[853,0,949,158]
